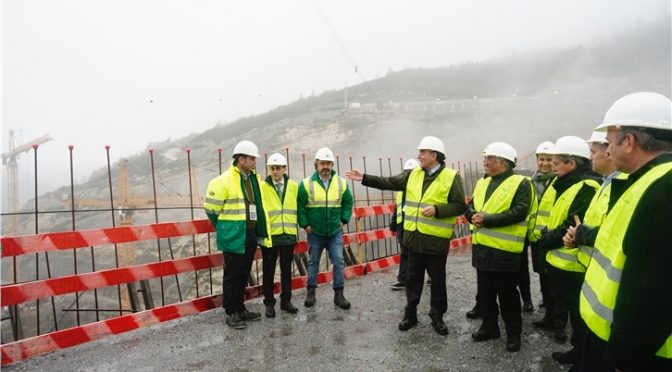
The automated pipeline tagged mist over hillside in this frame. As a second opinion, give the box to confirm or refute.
[18,17,672,232]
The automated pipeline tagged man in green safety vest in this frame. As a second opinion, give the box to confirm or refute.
[297,147,354,310]
[259,153,300,317]
[466,142,533,352]
[346,136,466,336]
[203,140,271,329]
[575,92,672,372]
[534,135,601,364]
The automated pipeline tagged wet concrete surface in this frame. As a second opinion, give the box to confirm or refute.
[7,253,571,371]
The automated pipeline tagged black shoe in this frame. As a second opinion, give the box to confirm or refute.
[551,349,576,364]
[225,313,246,329]
[280,301,299,314]
[523,301,534,312]
[554,328,568,343]
[265,305,276,318]
[334,289,351,310]
[431,318,449,336]
[466,302,482,319]
[398,317,418,331]
[533,318,553,330]
[389,282,405,291]
[239,309,261,322]
[304,288,316,307]
[471,327,501,342]
[506,334,521,352]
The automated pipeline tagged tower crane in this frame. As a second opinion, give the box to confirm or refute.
[2,130,52,236]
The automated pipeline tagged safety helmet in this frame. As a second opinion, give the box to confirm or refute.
[535,141,554,155]
[550,136,590,159]
[267,153,287,166]
[416,136,445,154]
[595,92,672,132]
[315,147,335,162]
[403,158,420,170]
[232,140,260,158]
[482,142,517,163]
[586,131,608,144]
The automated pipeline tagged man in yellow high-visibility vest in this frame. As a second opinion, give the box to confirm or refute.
[204,140,271,329]
[467,142,533,353]
[346,136,466,336]
[389,158,420,291]
[260,153,300,317]
[575,92,672,372]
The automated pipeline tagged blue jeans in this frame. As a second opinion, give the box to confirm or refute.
[306,231,345,290]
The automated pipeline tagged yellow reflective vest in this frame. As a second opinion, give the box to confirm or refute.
[203,165,271,253]
[403,167,457,239]
[577,173,628,267]
[395,191,404,224]
[580,162,672,358]
[261,179,299,237]
[528,176,556,243]
[471,174,531,254]
[544,179,600,273]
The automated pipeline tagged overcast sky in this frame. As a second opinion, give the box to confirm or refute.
[1,0,669,206]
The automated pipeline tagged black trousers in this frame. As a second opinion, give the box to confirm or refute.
[477,269,522,335]
[397,241,409,284]
[222,229,257,315]
[575,330,672,372]
[405,251,447,320]
[261,244,295,305]
[539,265,567,330]
[548,265,586,349]
[517,246,531,303]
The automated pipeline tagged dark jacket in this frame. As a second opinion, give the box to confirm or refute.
[362,163,466,255]
[604,153,672,371]
[536,161,602,252]
[466,168,532,272]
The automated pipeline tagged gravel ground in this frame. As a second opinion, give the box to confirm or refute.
[6,251,573,372]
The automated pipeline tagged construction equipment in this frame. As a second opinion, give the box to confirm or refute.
[2,130,52,236]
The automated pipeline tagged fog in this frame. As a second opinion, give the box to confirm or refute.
[2,0,670,209]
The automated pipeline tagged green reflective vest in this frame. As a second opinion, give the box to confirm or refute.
[203,165,271,253]
[471,174,530,253]
[261,179,299,237]
[580,162,672,358]
[577,173,628,267]
[403,167,457,239]
[544,179,600,273]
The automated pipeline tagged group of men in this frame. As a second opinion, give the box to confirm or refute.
[205,91,671,371]
[204,143,354,330]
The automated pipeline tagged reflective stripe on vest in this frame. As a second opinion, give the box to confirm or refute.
[580,162,672,358]
[303,176,347,209]
[471,174,530,253]
[403,167,457,239]
[576,173,627,267]
[262,179,299,236]
[545,179,600,273]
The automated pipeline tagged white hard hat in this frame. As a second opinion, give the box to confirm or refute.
[315,147,335,162]
[535,141,555,155]
[267,152,287,166]
[416,136,445,154]
[586,131,608,144]
[595,92,672,132]
[482,142,517,163]
[403,158,420,170]
[232,140,260,158]
[550,136,590,159]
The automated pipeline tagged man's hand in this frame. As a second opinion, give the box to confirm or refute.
[471,212,485,228]
[562,215,582,248]
[344,170,364,181]
[422,206,436,217]
[304,225,312,235]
